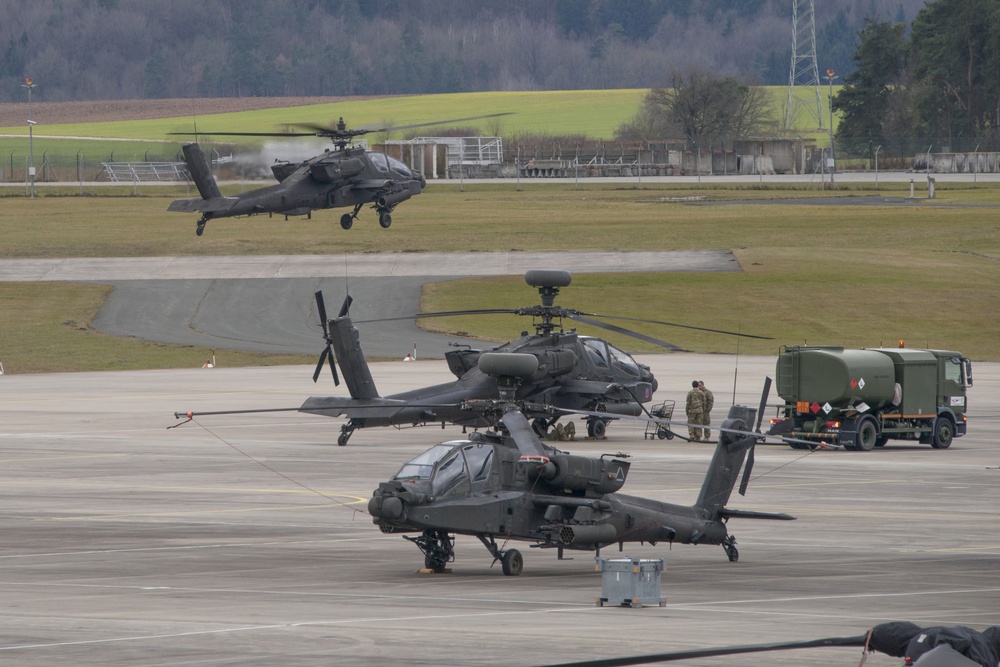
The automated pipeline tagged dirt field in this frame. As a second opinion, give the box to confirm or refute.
[0,96,389,127]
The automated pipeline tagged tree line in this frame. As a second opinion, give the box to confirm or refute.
[1,0,920,103]
[834,0,1000,155]
[613,0,999,159]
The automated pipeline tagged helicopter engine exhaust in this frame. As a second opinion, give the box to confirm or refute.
[538,454,630,495]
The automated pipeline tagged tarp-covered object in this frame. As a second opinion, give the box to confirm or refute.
[869,622,1000,666]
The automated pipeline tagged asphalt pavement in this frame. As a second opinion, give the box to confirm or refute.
[2,353,998,666]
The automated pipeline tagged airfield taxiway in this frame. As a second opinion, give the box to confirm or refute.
[2,353,997,666]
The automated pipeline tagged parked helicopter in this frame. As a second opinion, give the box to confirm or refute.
[167,114,508,236]
[301,269,771,445]
[367,358,794,575]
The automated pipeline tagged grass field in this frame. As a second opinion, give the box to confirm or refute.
[0,87,835,162]
[1,179,997,372]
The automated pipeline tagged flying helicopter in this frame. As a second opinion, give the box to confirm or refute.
[301,269,771,445]
[167,114,508,236]
[367,359,795,575]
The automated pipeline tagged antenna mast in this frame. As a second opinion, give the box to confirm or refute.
[785,0,824,129]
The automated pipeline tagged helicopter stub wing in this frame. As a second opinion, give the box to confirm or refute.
[556,379,653,402]
[167,196,240,214]
[350,179,394,191]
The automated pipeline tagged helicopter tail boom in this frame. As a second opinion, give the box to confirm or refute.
[180,143,222,200]
[694,405,757,515]
[327,316,380,401]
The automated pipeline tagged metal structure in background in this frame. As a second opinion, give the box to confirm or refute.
[383,136,504,179]
[101,162,189,182]
[825,68,839,185]
[21,77,36,198]
[785,0,823,130]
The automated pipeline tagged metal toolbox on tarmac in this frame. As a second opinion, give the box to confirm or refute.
[596,557,666,607]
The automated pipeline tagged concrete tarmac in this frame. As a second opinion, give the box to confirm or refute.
[2,354,997,666]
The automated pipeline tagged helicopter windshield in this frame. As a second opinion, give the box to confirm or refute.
[387,155,414,178]
[392,444,455,480]
[367,151,414,178]
[583,338,609,367]
[607,343,640,375]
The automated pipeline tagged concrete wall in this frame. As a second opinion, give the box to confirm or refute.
[916,152,1000,173]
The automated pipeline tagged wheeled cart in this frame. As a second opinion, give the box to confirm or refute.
[644,400,675,440]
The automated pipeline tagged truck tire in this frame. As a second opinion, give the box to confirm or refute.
[931,416,954,449]
[855,419,878,451]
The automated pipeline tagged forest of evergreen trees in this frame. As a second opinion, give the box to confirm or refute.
[1,0,922,102]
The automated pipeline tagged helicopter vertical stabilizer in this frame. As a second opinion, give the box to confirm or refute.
[694,406,756,516]
[181,143,222,200]
[328,316,380,401]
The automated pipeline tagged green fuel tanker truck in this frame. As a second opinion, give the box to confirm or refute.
[768,345,972,451]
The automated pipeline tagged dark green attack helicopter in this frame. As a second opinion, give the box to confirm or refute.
[300,270,771,445]
[167,114,507,236]
[367,363,799,575]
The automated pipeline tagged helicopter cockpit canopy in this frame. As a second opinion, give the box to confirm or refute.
[368,151,418,179]
[392,441,495,496]
[581,337,641,376]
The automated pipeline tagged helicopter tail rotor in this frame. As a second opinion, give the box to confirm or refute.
[738,376,772,496]
[312,290,341,386]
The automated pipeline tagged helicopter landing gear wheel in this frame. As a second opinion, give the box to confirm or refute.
[337,424,355,446]
[406,529,454,574]
[501,549,523,576]
[378,211,392,228]
[587,418,607,439]
[723,535,739,562]
[531,418,549,437]
[195,216,208,236]
[340,213,353,230]
[477,535,523,576]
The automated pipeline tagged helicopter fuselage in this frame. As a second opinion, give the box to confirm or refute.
[169,143,425,234]
[302,329,657,437]
[369,435,728,553]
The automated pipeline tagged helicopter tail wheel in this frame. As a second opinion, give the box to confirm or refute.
[339,213,353,230]
[195,216,208,236]
[723,535,739,562]
[501,548,523,576]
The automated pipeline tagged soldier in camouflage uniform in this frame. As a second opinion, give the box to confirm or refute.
[685,380,705,441]
[698,380,714,441]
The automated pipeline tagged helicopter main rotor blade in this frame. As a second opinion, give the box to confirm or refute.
[572,311,773,340]
[167,131,320,137]
[298,112,515,137]
[353,308,519,324]
[500,410,549,459]
[567,314,685,352]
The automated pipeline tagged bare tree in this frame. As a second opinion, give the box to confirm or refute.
[629,68,776,145]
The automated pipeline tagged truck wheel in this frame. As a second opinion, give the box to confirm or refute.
[875,435,889,447]
[931,417,954,449]
[856,420,878,451]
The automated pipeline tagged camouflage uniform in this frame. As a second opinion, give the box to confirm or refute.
[685,381,705,441]
[699,382,715,441]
